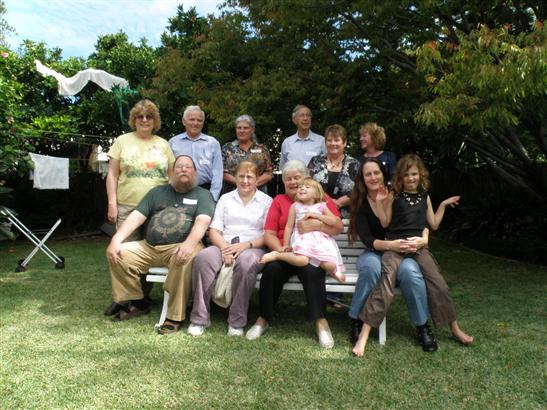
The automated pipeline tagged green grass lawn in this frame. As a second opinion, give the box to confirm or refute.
[1,235,545,409]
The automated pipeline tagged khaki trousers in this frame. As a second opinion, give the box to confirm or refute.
[360,249,457,327]
[110,240,203,321]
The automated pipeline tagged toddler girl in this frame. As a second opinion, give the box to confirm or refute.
[260,178,346,282]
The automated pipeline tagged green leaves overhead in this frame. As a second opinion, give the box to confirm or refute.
[1,0,545,203]
[416,22,546,200]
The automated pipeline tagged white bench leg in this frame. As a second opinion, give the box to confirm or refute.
[379,317,387,345]
[155,291,170,330]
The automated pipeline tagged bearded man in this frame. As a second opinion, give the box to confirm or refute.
[106,155,215,334]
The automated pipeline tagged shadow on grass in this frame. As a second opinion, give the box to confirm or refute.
[1,236,546,408]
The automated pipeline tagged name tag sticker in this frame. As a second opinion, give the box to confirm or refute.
[306,151,318,156]
[199,159,211,165]
[250,148,262,153]
[183,198,198,205]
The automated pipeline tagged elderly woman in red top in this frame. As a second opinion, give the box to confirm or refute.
[245,160,344,348]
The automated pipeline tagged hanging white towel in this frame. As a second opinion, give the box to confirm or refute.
[29,153,69,190]
[35,59,129,96]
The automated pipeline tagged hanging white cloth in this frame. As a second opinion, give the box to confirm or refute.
[35,59,129,96]
[29,153,69,190]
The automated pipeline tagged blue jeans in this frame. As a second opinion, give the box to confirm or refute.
[348,250,429,326]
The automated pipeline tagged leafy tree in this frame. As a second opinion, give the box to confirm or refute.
[0,0,13,48]
[147,5,213,137]
[87,32,157,88]
[0,50,28,177]
[416,17,546,201]
[0,40,84,179]
[78,32,157,141]
[161,5,209,54]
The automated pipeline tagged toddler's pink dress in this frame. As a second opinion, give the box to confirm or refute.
[290,202,345,275]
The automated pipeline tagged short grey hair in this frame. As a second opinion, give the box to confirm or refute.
[235,114,257,142]
[282,160,309,181]
[292,104,311,120]
[235,114,255,128]
[183,105,205,121]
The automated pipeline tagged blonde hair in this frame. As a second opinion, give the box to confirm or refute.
[300,177,325,204]
[359,122,386,150]
[235,160,258,176]
[392,154,430,194]
[128,99,161,133]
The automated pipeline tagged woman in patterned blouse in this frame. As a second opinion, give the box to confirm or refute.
[307,124,360,218]
[221,115,273,193]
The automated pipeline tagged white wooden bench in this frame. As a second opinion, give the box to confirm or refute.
[146,219,397,345]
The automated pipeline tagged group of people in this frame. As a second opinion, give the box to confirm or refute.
[103,99,473,354]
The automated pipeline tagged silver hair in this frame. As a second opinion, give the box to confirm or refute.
[235,114,255,128]
[235,114,257,142]
[282,160,310,181]
[183,105,205,121]
[292,104,311,120]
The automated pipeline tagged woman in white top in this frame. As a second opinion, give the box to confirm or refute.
[187,161,273,337]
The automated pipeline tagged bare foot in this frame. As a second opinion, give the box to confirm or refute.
[352,338,367,357]
[352,324,372,357]
[450,320,474,345]
[260,251,279,264]
[453,328,474,345]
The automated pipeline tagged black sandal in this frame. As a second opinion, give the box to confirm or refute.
[104,301,128,316]
[158,320,181,335]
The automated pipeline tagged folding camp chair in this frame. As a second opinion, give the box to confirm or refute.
[0,206,65,272]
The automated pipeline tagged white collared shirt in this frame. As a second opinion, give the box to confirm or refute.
[209,189,273,242]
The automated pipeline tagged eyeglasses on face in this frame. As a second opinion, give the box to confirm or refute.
[137,114,153,121]
[175,164,194,170]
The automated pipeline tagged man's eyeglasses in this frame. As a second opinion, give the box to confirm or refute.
[175,164,194,170]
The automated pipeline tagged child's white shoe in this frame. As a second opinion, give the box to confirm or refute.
[318,329,334,349]
[246,323,268,340]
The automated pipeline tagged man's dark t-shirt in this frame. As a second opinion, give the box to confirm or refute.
[135,184,215,246]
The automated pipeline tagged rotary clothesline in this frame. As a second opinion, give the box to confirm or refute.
[13,128,117,142]
[1,62,131,272]
[11,128,117,166]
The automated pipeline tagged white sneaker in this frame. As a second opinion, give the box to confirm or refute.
[318,330,334,349]
[245,323,269,340]
[227,326,244,337]
[187,323,207,336]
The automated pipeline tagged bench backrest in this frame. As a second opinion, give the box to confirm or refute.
[335,219,364,276]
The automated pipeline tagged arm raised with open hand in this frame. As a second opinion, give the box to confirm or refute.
[427,195,460,230]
